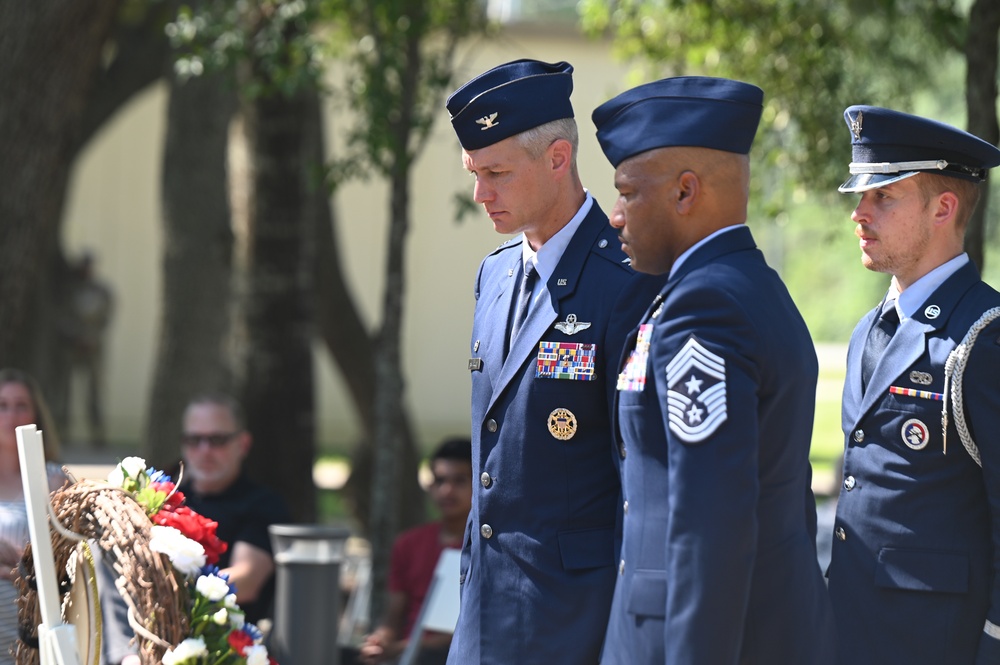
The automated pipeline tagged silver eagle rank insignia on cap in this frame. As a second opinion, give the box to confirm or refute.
[477,113,499,130]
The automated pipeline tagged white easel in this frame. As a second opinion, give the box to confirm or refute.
[16,424,80,665]
[397,548,462,665]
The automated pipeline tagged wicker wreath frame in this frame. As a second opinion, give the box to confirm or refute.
[13,478,190,665]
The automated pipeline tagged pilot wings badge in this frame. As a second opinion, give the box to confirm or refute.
[665,336,727,444]
[477,113,499,130]
[554,314,591,335]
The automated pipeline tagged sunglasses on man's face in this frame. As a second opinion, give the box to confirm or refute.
[180,433,238,449]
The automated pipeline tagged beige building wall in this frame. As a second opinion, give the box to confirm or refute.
[62,30,632,451]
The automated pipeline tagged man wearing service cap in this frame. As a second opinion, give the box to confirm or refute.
[592,76,836,664]
[828,106,1000,664]
[445,60,662,664]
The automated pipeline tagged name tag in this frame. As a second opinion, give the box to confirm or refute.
[536,341,596,381]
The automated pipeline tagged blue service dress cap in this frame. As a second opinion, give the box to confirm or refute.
[447,59,575,151]
[839,105,1000,193]
[592,76,764,167]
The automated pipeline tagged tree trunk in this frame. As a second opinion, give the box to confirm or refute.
[964,0,1000,272]
[0,1,122,366]
[238,85,317,522]
[144,71,237,470]
[367,20,427,630]
[305,90,425,535]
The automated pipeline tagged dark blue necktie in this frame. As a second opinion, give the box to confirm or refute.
[507,260,537,356]
[861,299,899,391]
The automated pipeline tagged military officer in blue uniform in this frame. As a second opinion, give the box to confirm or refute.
[444,60,662,664]
[828,106,1000,664]
[591,76,837,664]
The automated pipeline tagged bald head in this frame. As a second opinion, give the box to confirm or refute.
[610,146,751,275]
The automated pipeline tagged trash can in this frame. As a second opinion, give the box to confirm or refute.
[269,524,352,665]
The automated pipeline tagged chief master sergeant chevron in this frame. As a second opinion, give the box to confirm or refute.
[828,106,1000,664]
[443,59,663,664]
[591,76,836,664]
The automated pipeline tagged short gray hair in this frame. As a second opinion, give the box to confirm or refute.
[516,117,579,163]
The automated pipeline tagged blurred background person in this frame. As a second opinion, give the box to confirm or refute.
[178,393,291,627]
[0,369,65,664]
[359,438,472,665]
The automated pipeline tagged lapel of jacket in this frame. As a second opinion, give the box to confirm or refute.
[852,262,981,425]
[488,204,610,412]
[483,248,525,395]
[612,225,759,411]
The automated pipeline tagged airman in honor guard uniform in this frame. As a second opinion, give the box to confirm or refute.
[592,77,836,664]
[828,106,1000,664]
[444,60,662,664]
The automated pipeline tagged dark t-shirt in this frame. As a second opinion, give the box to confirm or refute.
[180,475,291,624]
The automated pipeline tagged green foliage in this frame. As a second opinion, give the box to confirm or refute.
[320,0,487,183]
[166,0,325,98]
[579,0,963,196]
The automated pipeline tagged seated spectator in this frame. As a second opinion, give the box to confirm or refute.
[178,393,291,625]
[359,438,472,665]
[0,369,65,665]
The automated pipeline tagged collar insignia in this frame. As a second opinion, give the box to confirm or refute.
[850,110,863,141]
[477,113,499,130]
[554,314,591,335]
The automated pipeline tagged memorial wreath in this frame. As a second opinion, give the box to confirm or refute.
[14,457,277,665]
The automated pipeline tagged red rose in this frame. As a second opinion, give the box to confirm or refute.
[227,629,254,654]
[153,505,228,565]
[152,481,185,511]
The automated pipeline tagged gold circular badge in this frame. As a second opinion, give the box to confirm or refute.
[548,408,578,441]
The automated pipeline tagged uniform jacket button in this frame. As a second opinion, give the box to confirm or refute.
[619,442,626,459]
[481,472,492,488]
[481,524,493,539]
[853,429,864,443]
[623,500,629,515]
[835,527,846,541]
[486,419,498,433]
[619,559,625,575]
[844,476,856,491]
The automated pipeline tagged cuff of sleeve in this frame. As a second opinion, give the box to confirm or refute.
[984,620,1000,640]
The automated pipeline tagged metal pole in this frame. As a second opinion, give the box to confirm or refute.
[269,524,351,665]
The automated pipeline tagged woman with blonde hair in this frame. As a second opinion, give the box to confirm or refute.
[0,368,66,663]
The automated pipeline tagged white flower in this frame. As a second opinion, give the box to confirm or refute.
[195,573,231,602]
[224,593,238,609]
[244,644,269,665]
[162,636,207,665]
[149,526,206,576]
[228,608,245,629]
[108,456,146,486]
[212,608,228,625]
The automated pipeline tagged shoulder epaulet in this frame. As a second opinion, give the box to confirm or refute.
[487,235,523,258]
[589,226,634,272]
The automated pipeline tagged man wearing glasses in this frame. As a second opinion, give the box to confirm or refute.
[179,393,291,625]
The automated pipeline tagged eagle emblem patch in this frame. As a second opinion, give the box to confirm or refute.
[665,336,727,444]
